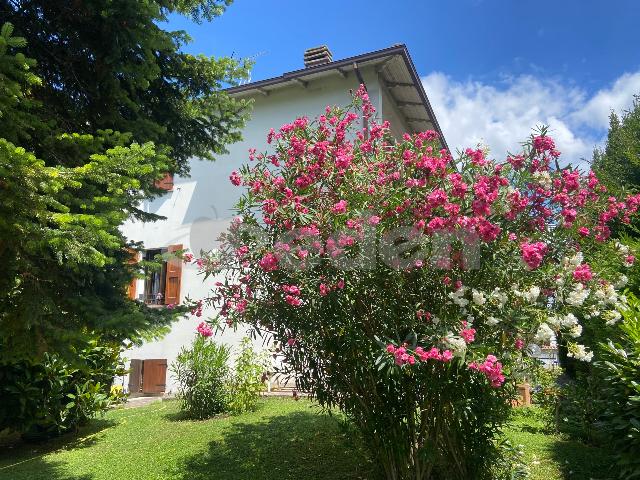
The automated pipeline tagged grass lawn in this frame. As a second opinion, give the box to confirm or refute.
[0,398,616,480]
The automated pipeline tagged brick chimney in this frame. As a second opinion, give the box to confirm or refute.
[304,45,333,68]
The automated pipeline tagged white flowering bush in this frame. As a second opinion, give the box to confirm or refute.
[190,88,640,479]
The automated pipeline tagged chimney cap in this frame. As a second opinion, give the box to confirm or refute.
[304,45,333,68]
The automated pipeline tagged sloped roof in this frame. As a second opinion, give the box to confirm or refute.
[226,44,449,151]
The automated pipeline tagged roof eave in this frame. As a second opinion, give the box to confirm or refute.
[225,44,449,152]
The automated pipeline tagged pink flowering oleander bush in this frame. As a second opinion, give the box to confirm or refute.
[192,86,640,479]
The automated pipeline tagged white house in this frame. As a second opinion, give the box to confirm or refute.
[120,44,447,395]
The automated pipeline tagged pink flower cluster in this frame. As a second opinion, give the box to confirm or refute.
[282,284,302,307]
[520,241,548,269]
[259,252,279,272]
[460,326,476,343]
[197,321,213,337]
[532,135,558,155]
[191,299,203,317]
[573,263,593,283]
[468,355,505,388]
[319,279,344,296]
[386,344,453,366]
[230,171,242,186]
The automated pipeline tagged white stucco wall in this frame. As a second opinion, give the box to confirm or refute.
[120,66,385,393]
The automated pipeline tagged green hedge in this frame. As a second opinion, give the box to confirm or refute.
[0,340,123,440]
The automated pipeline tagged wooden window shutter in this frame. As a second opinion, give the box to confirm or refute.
[142,359,168,394]
[155,173,174,191]
[164,244,183,305]
[126,249,139,300]
[128,359,143,394]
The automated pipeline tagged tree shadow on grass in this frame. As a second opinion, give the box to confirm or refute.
[0,457,94,480]
[0,418,115,480]
[162,409,234,423]
[175,411,378,480]
[548,437,618,479]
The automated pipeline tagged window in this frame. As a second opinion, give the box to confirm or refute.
[139,244,183,306]
[143,248,167,305]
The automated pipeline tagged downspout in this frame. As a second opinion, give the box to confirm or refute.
[353,61,369,139]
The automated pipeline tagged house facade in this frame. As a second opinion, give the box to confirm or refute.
[119,44,447,395]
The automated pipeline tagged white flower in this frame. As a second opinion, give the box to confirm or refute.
[615,241,630,255]
[448,287,469,307]
[615,275,628,289]
[454,297,469,307]
[486,316,501,326]
[586,306,600,319]
[594,284,618,304]
[566,284,589,306]
[618,294,628,307]
[556,276,566,286]
[567,252,584,267]
[444,333,467,355]
[560,313,579,328]
[567,343,593,362]
[603,310,622,326]
[533,171,552,189]
[523,286,541,303]
[472,289,486,306]
[547,315,561,328]
[569,324,583,338]
[490,288,508,309]
[535,323,555,343]
[595,284,618,304]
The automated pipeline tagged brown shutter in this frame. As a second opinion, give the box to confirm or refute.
[142,359,167,394]
[126,249,139,300]
[154,173,174,191]
[164,244,183,305]
[128,359,143,394]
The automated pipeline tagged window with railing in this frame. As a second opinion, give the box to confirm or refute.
[143,248,168,305]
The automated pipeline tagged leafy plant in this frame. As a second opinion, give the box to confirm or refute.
[172,335,231,419]
[229,337,267,414]
[556,372,608,443]
[0,339,123,440]
[596,294,640,479]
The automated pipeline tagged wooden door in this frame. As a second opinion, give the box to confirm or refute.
[142,359,167,394]
[128,359,143,394]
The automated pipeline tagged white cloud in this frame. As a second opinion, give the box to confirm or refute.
[422,71,640,167]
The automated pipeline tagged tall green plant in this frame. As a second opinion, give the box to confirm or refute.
[172,336,231,419]
[597,294,640,479]
[0,0,250,361]
[229,337,267,414]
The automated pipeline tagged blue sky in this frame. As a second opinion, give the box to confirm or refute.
[167,0,640,164]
